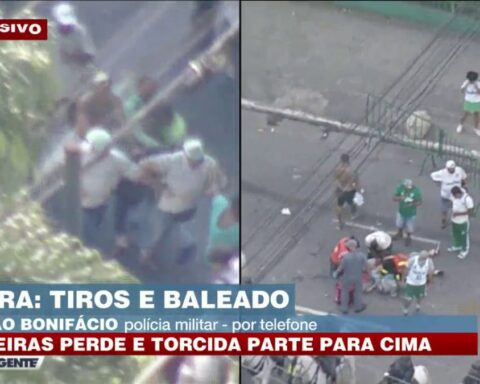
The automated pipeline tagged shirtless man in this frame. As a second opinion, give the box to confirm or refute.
[335,154,361,229]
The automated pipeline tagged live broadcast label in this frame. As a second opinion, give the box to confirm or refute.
[0,20,48,40]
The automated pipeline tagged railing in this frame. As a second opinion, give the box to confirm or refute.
[414,1,480,17]
[366,93,480,204]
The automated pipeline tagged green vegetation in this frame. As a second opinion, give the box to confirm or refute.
[0,193,153,383]
[0,9,58,194]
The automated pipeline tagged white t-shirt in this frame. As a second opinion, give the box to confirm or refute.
[462,80,480,103]
[365,231,392,251]
[81,147,137,208]
[406,256,434,286]
[451,192,474,224]
[139,152,227,214]
[430,167,467,199]
[51,22,96,98]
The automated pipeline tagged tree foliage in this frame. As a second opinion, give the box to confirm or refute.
[0,7,154,382]
[0,9,58,193]
[0,193,153,383]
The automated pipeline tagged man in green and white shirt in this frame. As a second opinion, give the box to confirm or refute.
[123,76,187,154]
[393,179,422,246]
[448,186,474,259]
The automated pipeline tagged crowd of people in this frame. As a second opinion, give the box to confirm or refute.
[332,151,475,315]
[43,2,240,286]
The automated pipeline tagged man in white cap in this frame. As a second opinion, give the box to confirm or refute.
[392,179,422,246]
[80,127,137,249]
[334,238,368,314]
[401,250,434,315]
[136,138,227,265]
[431,160,467,228]
[51,2,96,103]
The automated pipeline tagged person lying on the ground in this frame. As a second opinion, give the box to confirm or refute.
[368,248,441,296]
[135,138,227,266]
[78,128,138,250]
[123,76,188,155]
[367,254,409,296]
[365,230,392,259]
[75,71,125,138]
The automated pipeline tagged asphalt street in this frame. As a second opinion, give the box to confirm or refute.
[242,1,480,152]
[241,2,480,381]
[241,108,480,383]
[34,1,239,284]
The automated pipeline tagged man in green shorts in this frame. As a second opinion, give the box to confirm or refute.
[401,251,434,316]
[393,179,422,246]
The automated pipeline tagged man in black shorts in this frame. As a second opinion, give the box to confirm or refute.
[335,154,361,229]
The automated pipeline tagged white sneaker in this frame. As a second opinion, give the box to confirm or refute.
[458,252,468,259]
[447,246,461,253]
[457,124,463,133]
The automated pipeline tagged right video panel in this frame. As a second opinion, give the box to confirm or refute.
[241,1,480,383]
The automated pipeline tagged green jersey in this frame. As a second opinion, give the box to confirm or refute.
[124,94,187,149]
[395,184,422,218]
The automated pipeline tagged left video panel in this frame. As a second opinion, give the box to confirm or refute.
[0,0,239,382]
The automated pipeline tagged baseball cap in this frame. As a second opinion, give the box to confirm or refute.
[86,128,112,152]
[345,238,358,251]
[183,138,204,162]
[52,3,77,26]
[418,250,431,261]
[93,71,110,84]
[403,179,413,188]
[446,160,456,169]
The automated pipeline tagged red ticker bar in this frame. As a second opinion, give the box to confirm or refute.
[0,333,475,355]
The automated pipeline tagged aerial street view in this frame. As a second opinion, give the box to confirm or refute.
[241,1,480,383]
[0,1,239,383]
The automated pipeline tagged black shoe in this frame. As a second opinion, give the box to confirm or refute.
[354,304,367,313]
[405,236,412,247]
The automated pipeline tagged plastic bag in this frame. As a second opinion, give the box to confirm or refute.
[353,191,364,206]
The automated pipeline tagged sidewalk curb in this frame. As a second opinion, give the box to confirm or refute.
[241,98,480,162]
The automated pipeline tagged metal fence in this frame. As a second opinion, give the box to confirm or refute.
[366,92,480,209]
[415,1,480,16]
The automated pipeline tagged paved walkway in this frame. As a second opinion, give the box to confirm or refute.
[242,1,480,152]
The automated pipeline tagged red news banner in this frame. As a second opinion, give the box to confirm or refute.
[0,19,48,40]
[0,333,475,355]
